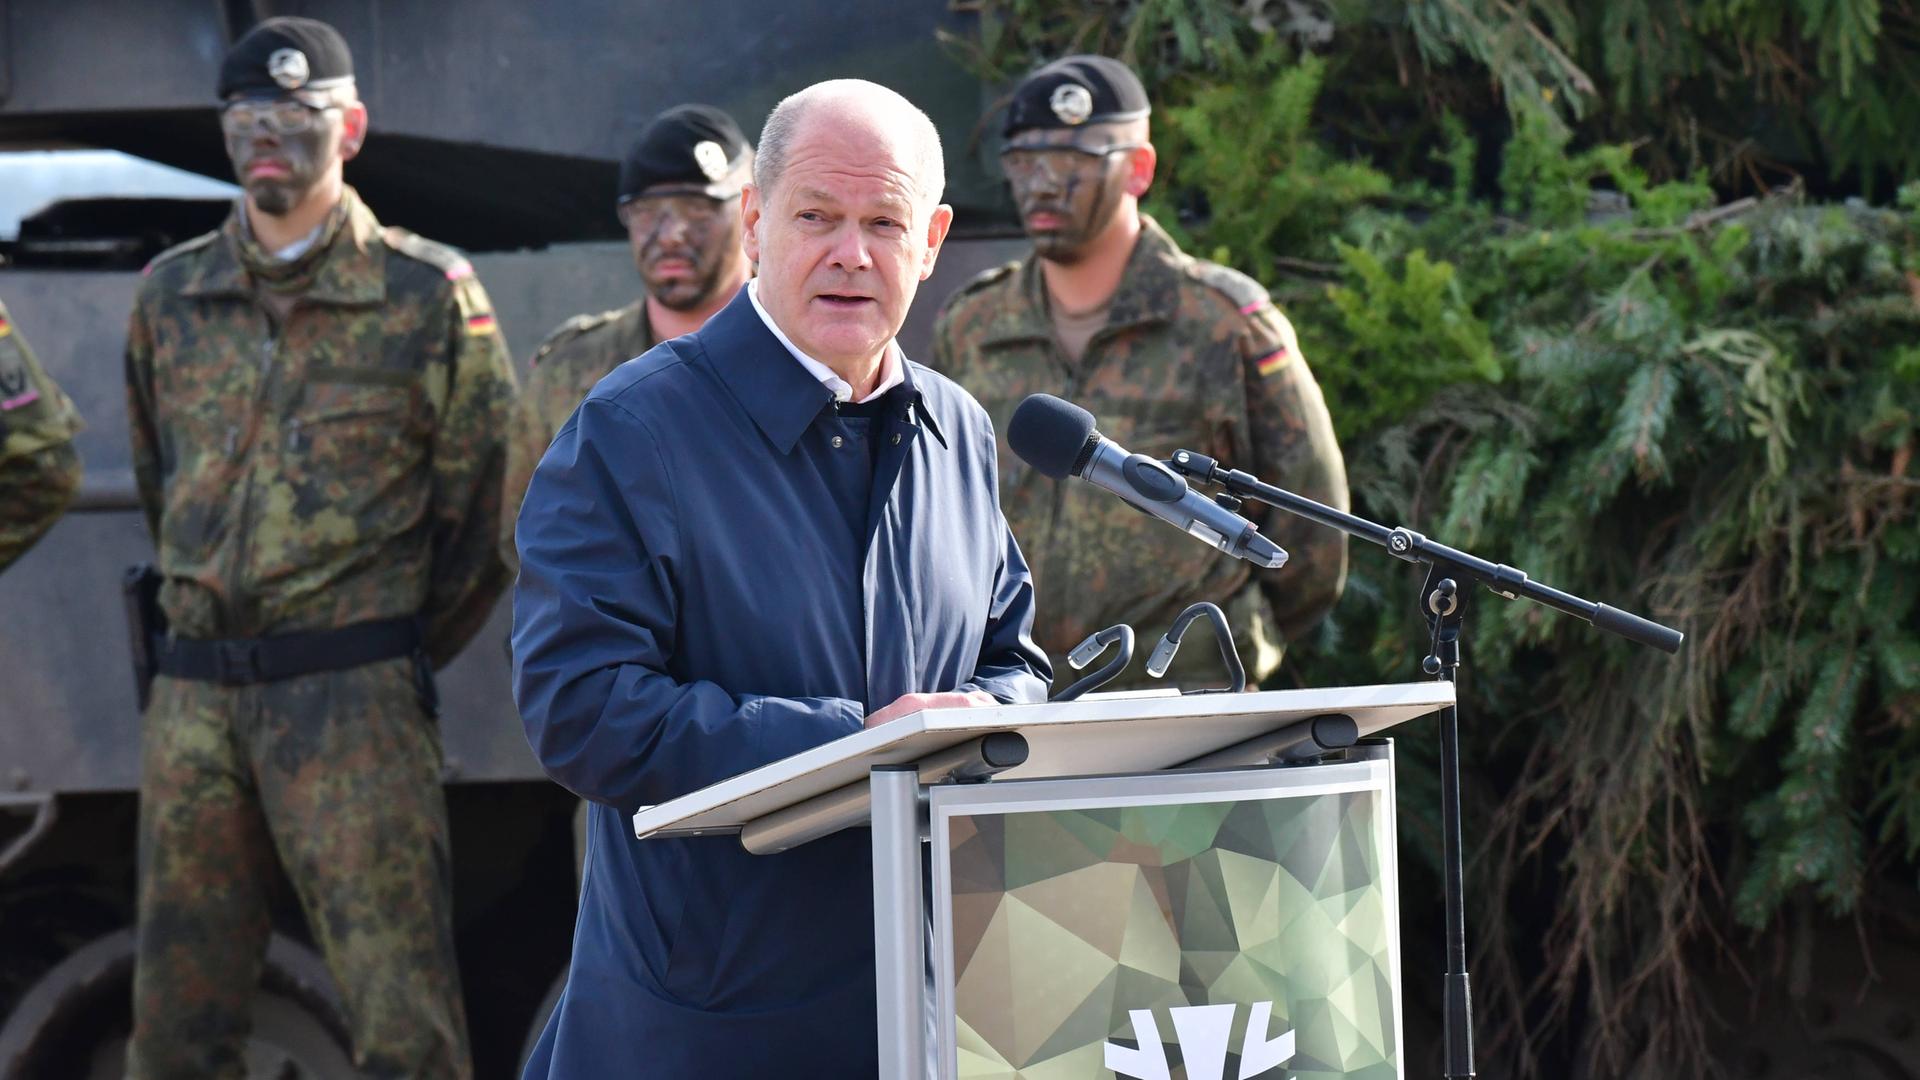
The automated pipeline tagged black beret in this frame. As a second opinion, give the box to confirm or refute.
[617,105,752,202]
[1003,55,1150,138]
[219,17,354,100]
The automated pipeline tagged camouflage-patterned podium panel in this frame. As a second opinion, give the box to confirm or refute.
[930,756,1402,1080]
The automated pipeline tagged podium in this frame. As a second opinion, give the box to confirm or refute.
[632,682,1453,1080]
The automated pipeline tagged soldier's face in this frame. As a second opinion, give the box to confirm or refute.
[620,187,746,311]
[1002,126,1142,264]
[741,113,952,371]
[220,93,354,216]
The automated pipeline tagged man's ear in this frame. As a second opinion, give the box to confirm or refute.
[919,203,954,281]
[339,101,370,162]
[1124,140,1157,199]
[740,183,764,264]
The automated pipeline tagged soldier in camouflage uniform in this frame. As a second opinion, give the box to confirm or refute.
[0,300,84,571]
[503,104,754,566]
[122,19,514,1078]
[933,55,1349,687]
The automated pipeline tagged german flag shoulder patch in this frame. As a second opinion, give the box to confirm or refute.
[464,312,497,336]
[1254,346,1291,377]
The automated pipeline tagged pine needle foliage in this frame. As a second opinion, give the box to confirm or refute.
[947,0,1920,196]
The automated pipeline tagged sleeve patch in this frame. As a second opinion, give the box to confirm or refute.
[1255,347,1291,376]
[445,260,474,281]
[2,387,42,411]
[1239,300,1269,316]
[465,313,497,336]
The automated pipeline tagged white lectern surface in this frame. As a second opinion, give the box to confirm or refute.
[632,681,1453,839]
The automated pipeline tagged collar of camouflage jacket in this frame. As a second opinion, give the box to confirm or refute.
[983,212,1189,349]
[614,298,656,355]
[183,186,387,307]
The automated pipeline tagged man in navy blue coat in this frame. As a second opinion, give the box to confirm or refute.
[512,79,1053,1076]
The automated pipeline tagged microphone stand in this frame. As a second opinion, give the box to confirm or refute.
[1166,449,1683,1080]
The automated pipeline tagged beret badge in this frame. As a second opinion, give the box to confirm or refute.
[267,48,310,90]
[1050,83,1093,125]
[693,140,729,182]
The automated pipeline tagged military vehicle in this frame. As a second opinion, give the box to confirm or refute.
[0,2,1021,1075]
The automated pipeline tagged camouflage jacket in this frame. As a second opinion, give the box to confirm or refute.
[0,300,85,571]
[931,214,1349,684]
[501,299,655,565]
[124,189,518,666]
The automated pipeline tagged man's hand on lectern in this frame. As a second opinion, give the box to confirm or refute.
[864,690,998,729]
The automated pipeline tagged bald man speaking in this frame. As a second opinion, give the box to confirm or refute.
[511,81,1052,1075]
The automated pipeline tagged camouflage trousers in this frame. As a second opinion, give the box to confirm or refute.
[127,658,471,1080]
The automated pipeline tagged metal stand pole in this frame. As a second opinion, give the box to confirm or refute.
[1422,570,1475,1078]
[871,765,926,1080]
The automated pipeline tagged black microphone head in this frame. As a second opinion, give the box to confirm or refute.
[1008,394,1098,480]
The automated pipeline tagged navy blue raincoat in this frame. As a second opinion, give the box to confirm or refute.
[512,289,1051,1077]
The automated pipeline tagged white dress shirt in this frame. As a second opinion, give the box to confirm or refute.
[747,279,905,404]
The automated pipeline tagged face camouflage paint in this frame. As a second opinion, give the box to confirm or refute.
[1001,130,1141,264]
[620,191,745,311]
[222,95,344,216]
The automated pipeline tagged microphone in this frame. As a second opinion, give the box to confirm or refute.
[1007,394,1288,569]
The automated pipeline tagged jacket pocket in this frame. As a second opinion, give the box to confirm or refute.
[288,380,416,455]
[267,381,426,576]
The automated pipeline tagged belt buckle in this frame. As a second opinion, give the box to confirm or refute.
[213,640,263,685]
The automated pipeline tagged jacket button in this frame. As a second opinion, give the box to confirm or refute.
[892,433,902,445]
[831,435,845,448]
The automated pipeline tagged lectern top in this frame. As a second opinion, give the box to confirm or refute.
[631,681,1453,839]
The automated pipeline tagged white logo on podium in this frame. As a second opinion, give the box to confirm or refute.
[1103,1002,1296,1080]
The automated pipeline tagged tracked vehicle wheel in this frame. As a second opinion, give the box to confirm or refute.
[0,928,355,1079]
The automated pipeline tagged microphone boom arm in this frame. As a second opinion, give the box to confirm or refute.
[1165,450,1682,654]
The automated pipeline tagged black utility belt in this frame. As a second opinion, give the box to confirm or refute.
[155,616,423,686]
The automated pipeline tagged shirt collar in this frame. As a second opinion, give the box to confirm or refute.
[697,286,947,454]
[695,287,834,454]
[249,217,326,262]
[747,279,904,403]
[184,186,386,306]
